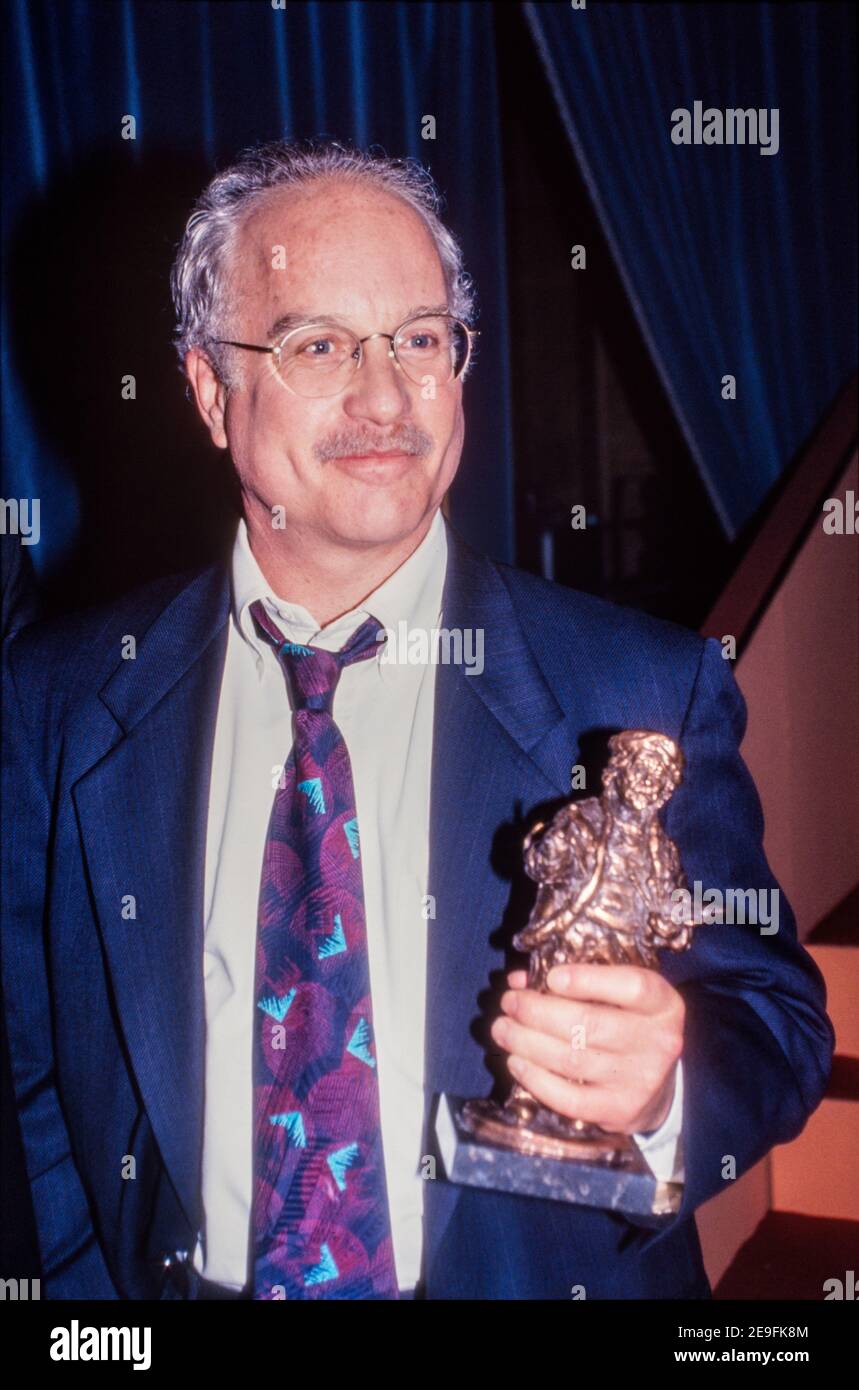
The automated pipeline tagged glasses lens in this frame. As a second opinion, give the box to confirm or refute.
[278,324,360,398]
[393,316,469,386]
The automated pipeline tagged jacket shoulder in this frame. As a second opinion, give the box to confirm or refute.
[3,567,205,718]
[489,559,714,733]
[495,560,706,671]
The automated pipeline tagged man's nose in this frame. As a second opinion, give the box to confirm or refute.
[341,336,411,424]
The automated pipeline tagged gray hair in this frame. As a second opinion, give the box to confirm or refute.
[170,138,475,390]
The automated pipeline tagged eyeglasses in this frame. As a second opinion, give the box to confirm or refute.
[211,311,478,398]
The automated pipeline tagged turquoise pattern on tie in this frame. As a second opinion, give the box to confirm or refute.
[304,1244,339,1287]
[343,817,360,859]
[346,1017,376,1068]
[269,1111,307,1147]
[327,1142,360,1192]
[258,988,296,1022]
[297,777,326,814]
[318,913,347,959]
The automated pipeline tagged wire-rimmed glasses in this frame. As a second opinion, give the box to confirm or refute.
[211,311,477,398]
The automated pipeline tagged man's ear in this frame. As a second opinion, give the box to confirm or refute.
[184,347,230,449]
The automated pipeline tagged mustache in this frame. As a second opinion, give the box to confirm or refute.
[313,423,434,462]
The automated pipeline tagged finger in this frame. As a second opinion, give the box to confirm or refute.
[491,1014,629,1088]
[506,1054,626,1130]
[506,970,528,989]
[500,988,632,1053]
[545,962,670,1015]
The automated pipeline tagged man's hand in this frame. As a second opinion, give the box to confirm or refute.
[490,963,685,1134]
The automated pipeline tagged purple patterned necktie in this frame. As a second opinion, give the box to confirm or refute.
[248,598,400,1300]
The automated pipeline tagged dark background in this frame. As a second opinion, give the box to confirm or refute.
[496,3,728,625]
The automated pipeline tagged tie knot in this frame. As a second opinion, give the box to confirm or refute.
[249,599,385,712]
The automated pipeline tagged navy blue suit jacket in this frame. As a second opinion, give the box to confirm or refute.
[1,523,834,1299]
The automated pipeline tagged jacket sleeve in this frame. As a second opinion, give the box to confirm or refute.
[641,636,834,1240]
[1,638,118,1298]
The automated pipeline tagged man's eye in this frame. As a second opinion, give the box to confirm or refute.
[291,331,355,364]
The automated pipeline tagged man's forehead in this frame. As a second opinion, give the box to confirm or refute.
[234,183,448,328]
[239,180,440,264]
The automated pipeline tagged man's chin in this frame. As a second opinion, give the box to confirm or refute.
[325,487,440,550]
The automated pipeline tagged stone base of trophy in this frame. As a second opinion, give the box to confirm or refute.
[435,1093,682,1221]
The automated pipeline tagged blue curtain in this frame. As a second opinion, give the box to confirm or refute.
[2,0,514,580]
[526,1,858,538]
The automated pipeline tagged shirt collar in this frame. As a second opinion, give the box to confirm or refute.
[231,509,448,678]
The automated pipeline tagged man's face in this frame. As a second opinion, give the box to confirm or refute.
[194,179,466,555]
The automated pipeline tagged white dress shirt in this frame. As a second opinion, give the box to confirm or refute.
[193,509,684,1292]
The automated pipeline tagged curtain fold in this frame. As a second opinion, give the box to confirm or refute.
[2,0,514,578]
[525,0,857,537]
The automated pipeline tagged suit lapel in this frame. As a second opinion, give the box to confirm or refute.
[423,527,579,1270]
[72,562,230,1235]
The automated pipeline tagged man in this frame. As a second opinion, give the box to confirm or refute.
[2,140,833,1300]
